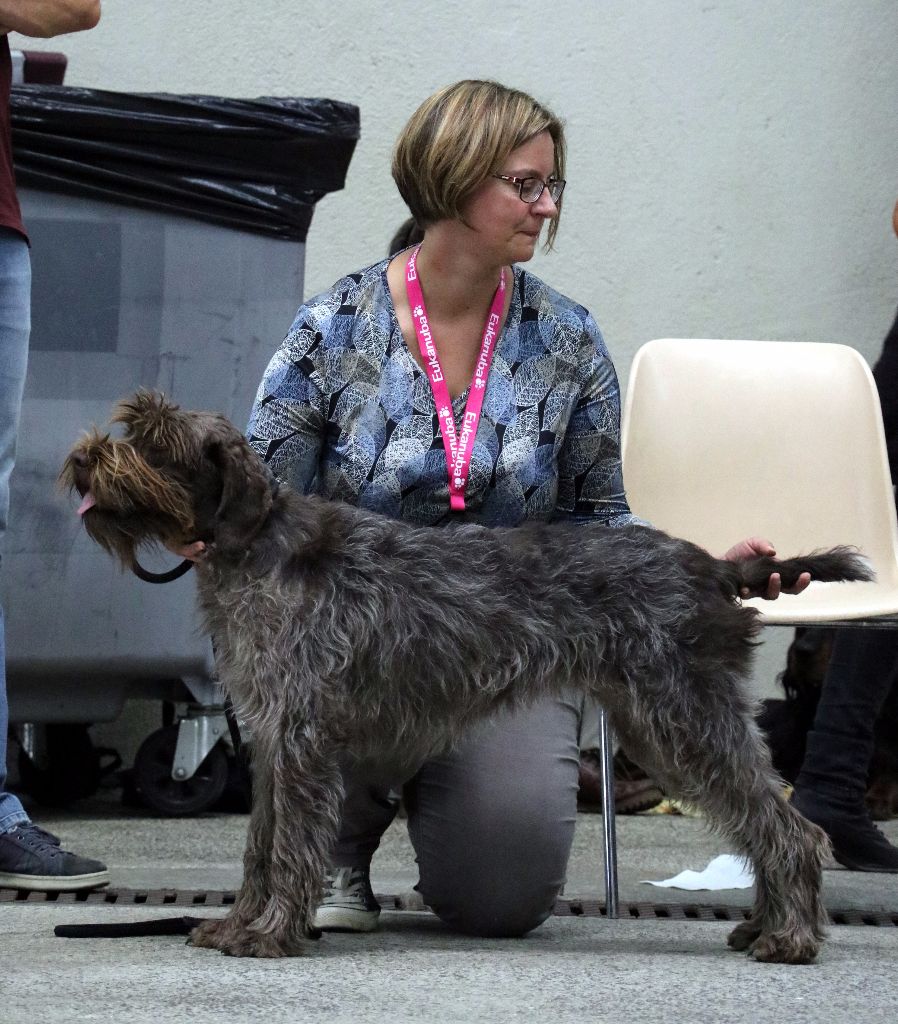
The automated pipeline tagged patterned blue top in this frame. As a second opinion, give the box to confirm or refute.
[247,256,640,529]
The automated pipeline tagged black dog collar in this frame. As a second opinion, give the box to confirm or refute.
[130,556,195,584]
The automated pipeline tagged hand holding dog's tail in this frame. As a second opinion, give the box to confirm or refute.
[734,546,874,596]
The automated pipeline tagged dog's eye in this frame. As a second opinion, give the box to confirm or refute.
[139,441,169,467]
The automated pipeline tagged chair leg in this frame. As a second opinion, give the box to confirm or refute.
[598,707,620,918]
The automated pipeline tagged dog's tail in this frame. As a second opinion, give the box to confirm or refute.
[732,546,874,595]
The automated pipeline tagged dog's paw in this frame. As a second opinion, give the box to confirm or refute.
[220,932,308,958]
[750,931,820,965]
[187,917,233,951]
[726,918,762,952]
[188,918,309,958]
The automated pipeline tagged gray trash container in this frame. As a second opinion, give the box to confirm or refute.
[3,86,359,812]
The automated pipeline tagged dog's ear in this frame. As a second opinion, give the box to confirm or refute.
[204,431,274,555]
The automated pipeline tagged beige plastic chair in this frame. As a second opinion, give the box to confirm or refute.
[594,337,898,918]
[621,337,898,624]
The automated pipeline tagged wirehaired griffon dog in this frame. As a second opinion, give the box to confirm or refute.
[62,392,873,962]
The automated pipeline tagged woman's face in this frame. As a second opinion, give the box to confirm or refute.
[460,130,560,264]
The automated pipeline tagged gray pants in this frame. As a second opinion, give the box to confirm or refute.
[333,693,585,937]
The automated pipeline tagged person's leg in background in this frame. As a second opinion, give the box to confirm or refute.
[0,227,108,890]
[791,626,898,872]
[406,693,582,937]
[0,227,31,836]
[312,752,407,931]
[316,693,583,936]
[0,608,27,835]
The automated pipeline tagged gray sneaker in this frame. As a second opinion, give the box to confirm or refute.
[0,824,109,892]
[313,866,380,932]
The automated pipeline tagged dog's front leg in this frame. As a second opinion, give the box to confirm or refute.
[190,710,343,958]
[188,741,278,955]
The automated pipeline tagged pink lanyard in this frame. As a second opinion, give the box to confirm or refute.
[405,245,506,512]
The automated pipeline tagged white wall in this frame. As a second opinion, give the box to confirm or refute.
[18,1,898,366]
[14,0,898,698]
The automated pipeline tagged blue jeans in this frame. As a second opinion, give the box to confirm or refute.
[0,228,31,832]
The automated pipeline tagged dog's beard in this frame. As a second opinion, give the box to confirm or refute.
[80,506,183,570]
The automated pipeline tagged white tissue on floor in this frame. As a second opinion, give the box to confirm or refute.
[640,853,755,891]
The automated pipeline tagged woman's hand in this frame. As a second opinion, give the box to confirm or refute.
[166,540,207,562]
[721,536,811,600]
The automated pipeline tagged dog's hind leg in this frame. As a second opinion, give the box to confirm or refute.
[718,796,828,965]
[190,708,343,958]
[737,802,827,962]
[604,671,828,965]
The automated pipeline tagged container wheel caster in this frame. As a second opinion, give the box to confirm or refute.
[133,724,228,816]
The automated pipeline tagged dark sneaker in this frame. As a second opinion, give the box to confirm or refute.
[0,824,109,891]
[313,866,380,932]
[28,824,61,845]
[791,790,898,873]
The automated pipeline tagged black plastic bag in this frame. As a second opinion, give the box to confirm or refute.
[11,85,360,241]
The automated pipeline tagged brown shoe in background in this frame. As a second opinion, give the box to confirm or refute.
[578,748,664,814]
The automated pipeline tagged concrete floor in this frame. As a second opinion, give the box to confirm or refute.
[3,797,898,1024]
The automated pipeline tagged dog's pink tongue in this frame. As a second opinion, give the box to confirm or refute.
[77,492,96,516]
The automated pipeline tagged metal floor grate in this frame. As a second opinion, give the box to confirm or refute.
[3,887,898,926]
[553,898,898,927]
[0,887,238,906]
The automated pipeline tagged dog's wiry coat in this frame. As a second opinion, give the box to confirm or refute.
[62,391,874,962]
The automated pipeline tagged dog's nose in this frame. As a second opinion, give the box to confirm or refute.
[69,451,93,493]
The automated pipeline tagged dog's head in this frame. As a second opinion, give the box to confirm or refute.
[60,390,274,568]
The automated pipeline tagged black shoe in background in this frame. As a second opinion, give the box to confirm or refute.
[791,788,898,873]
[0,824,109,891]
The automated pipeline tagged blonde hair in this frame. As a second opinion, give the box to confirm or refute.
[392,80,566,250]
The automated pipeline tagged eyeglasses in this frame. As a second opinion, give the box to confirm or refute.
[492,174,566,204]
